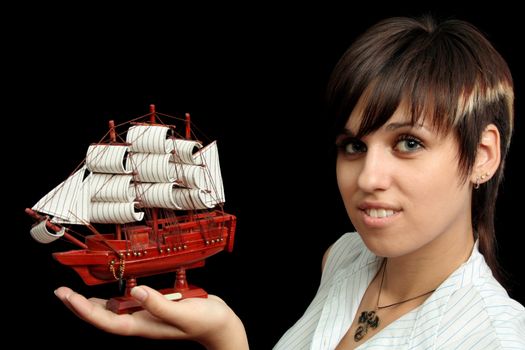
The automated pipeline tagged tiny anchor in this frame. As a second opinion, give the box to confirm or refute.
[354,311,379,342]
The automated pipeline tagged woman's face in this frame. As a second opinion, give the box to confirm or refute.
[336,105,473,259]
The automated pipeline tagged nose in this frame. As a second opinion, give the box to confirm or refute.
[357,146,392,192]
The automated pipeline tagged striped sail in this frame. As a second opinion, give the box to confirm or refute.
[86,141,141,223]
[136,183,182,210]
[171,163,207,189]
[30,118,227,236]
[30,219,66,244]
[171,139,203,164]
[173,188,215,210]
[90,174,135,202]
[194,141,225,206]
[86,144,131,174]
[90,202,144,223]
[134,138,225,210]
[131,153,175,183]
[127,125,174,153]
[32,166,91,224]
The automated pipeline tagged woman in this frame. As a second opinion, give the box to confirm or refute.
[55,16,525,349]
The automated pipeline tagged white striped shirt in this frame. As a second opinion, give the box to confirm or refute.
[273,232,525,349]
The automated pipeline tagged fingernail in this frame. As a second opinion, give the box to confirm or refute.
[131,286,148,302]
[54,289,59,297]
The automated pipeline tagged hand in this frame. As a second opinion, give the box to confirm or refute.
[54,286,249,350]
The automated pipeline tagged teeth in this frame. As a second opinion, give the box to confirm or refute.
[366,208,395,218]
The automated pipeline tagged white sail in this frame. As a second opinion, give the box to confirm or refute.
[194,141,225,204]
[135,183,181,210]
[127,125,174,153]
[86,144,131,174]
[131,153,175,183]
[90,202,144,224]
[173,188,215,210]
[170,163,207,189]
[171,139,203,164]
[91,174,135,202]
[30,219,66,244]
[32,115,226,230]
[32,166,91,224]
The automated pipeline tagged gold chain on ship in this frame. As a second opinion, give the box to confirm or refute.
[109,253,125,280]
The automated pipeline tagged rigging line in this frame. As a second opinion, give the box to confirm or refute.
[155,111,187,122]
[68,215,123,255]
[92,128,112,144]
[55,224,121,255]
[156,111,211,144]
[155,208,163,248]
[37,165,90,209]
[97,235,122,255]
[67,208,131,254]
[197,149,221,206]
[62,125,113,178]
[161,209,182,247]
[202,210,219,241]
[163,208,182,245]
[114,113,152,129]
[189,124,212,144]
[124,226,130,253]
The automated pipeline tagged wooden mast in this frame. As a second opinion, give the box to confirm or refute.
[108,120,123,240]
[185,112,191,139]
[185,112,194,222]
[149,104,160,242]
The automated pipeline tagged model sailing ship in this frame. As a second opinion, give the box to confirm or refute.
[26,105,236,313]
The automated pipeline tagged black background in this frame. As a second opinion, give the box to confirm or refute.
[10,5,523,350]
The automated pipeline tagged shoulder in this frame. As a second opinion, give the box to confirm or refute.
[321,232,362,268]
[320,232,373,285]
[437,269,525,348]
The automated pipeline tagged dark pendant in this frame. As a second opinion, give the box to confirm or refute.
[354,325,366,341]
[354,311,380,342]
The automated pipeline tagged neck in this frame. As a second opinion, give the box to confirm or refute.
[381,229,475,301]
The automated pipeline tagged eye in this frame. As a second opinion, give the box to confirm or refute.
[336,137,367,155]
[395,135,423,153]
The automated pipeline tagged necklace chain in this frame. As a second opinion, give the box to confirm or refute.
[377,289,435,309]
[354,259,436,342]
[376,259,435,309]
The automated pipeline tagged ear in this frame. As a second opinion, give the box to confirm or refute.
[471,124,501,187]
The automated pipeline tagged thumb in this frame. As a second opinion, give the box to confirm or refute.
[130,285,185,324]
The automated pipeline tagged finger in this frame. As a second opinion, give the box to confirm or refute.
[54,287,87,319]
[55,287,185,339]
[130,286,186,325]
[131,286,209,332]
[54,286,74,301]
[131,286,230,336]
[64,290,137,336]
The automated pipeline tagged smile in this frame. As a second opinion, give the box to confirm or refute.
[365,208,396,218]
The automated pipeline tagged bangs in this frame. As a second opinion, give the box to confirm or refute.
[329,17,513,142]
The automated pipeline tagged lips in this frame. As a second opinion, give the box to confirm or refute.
[358,201,401,221]
[365,208,396,218]
[358,205,401,228]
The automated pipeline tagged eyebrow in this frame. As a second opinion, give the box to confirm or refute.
[340,122,425,137]
[385,122,424,131]
[338,128,356,138]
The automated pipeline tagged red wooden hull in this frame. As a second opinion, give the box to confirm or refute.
[53,211,236,286]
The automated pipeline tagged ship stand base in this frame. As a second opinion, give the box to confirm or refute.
[106,269,208,314]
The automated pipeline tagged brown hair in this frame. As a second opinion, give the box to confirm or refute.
[327,16,514,283]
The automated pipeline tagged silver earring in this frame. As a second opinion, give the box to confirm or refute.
[475,173,490,189]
